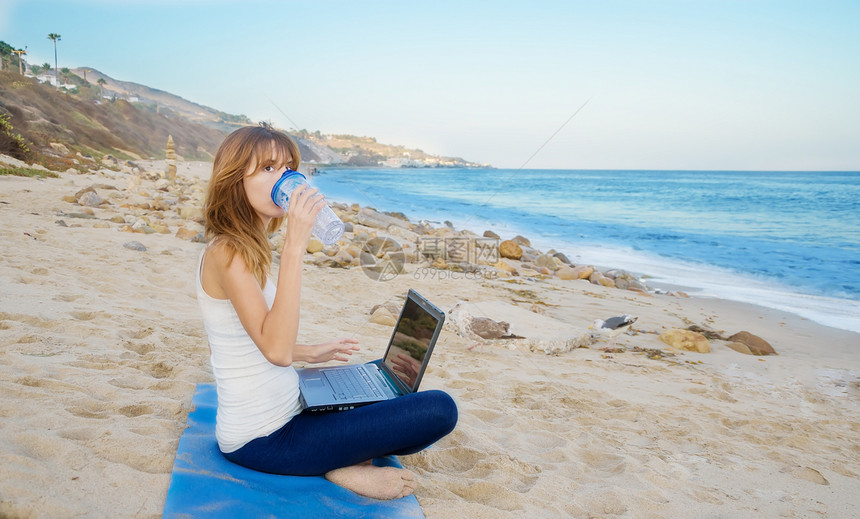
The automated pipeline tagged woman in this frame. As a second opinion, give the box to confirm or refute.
[196,125,457,499]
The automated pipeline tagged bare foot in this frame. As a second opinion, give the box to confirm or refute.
[325,462,417,500]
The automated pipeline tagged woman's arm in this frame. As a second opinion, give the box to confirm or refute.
[214,185,322,366]
[294,338,360,364]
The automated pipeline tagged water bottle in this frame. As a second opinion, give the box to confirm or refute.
[271,170,345,245]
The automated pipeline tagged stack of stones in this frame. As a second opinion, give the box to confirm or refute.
[165,135,177,183]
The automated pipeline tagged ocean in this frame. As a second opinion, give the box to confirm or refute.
[309,168,860,334]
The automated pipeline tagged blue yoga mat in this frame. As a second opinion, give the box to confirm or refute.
[163,383,424,518]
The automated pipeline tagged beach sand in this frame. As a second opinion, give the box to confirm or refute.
[1,158,858,518]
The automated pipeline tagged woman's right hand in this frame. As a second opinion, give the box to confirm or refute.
[283,184,325,252]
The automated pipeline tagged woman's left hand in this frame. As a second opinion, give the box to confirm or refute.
[306,338,360,363]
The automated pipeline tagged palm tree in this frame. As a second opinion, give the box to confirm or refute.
[47,33,61,83]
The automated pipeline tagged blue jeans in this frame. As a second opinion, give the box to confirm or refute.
[223,390,458,476]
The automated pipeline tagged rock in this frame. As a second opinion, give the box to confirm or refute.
[483,230,500,240]
[668,291,690,298]
[572,266,595,279]
[109,215,127,224]
[726,342,753,355]
[178,205,203,220]
[364,236,402,257]
[432,257,448,270]
[350,203,360,212]
[727,331,776,355]
[493,259,518,274]
[659,329,711,353]
[553,252,572,265]
[370,301,402,316]
[306,238,324,254]
[175,227,200,241]
[93,222,110,229]
[332,250,354,267]
[78,191,104,207]
[343,222,354,233]
[499,240,523,260]
[123,241,147,252]
[151,224,171,234]
[49,142,70,155]
[74,186,96,199]
[356,208,410,230]
[534,255,559,271]
[511,235,531,247]
[687,325,725,340]
[369,307,397,326]
[344,245,361,258]
[626,279,649,292]
[556,266,579,280]
[589,272,616,288]
[61,195,78,204]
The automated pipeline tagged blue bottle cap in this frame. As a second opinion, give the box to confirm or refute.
[271,170,307,202]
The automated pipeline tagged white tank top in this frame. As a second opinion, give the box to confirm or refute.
[196,248,303,453]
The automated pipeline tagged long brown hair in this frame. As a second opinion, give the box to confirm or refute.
[204,125,301,286]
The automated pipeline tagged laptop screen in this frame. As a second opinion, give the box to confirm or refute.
[382,294,441,392]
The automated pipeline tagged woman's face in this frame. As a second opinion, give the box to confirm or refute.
[243,145,290,226]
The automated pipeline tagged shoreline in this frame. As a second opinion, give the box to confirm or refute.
[308,168,860,335]
[2,157,859,518]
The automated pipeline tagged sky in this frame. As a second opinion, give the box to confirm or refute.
[2,0,859,170]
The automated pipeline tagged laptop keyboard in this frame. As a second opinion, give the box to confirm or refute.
[325,367,384,400]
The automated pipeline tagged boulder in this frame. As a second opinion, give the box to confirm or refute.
[175,227,200,241]
[78,191,104,207]
[499,240,523,260]
[511,235,531,247]
[727,331,776,355]
[356,208,410,230]
[659,329,711,353]
[556,266,579,280]
[483,230,501,240]
[178,205,203,221]
[573,266,595,279]
[370,301,402,317]
[726,342,753,355]
[369,307,397,326]
[306,238,324,254]
[589,272,616,288]
[553,251,572,265]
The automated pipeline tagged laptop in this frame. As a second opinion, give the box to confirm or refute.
[297,289,445,412]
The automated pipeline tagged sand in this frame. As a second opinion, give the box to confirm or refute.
[1,158,858,518]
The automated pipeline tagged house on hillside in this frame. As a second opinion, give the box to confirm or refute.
[32,73,76,90]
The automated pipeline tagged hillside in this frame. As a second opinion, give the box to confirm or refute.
[0,69,226,162]
[0,64,485,169]
[73,67,250,132]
